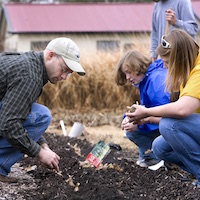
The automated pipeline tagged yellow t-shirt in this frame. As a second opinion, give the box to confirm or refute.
[180,53,200,113]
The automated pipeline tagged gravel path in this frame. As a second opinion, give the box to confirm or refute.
[0,163,37,200]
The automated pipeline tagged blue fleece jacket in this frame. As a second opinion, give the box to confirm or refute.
[124,59,170,133]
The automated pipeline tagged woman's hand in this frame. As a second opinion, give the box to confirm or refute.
[121,117,129,130]
[126,104,148,123]
[138,117,151,125]
[123,122,138,132]
[138,116,161,125]
[121,116,138,132]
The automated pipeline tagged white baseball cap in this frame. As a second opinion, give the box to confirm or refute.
[46,37,86,76]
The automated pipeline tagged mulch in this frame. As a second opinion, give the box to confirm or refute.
[16,132,200,200]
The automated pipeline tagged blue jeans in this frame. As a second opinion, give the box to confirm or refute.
[0,102,52,176]
[152,115,200,181]
[126,129,160,160]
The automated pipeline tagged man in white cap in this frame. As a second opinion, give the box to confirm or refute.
[0,37,85,183]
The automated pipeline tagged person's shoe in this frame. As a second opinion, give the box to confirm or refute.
[136,159,148,167]
[136,158,160,168]
[136,159,152,167]
[0,174,19,183]
[144,158,160,166]
[136,159,143,165]
[137,159,149,167]
[192,180,200,188]
[148,160,165,171]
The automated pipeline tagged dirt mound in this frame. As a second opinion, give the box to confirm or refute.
[16,133,200,200]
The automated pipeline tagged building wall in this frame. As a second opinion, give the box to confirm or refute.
[3,32,151,57]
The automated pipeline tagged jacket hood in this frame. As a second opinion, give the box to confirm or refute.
[146,58,164,76]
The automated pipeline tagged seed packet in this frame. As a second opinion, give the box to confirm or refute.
[86,140,111,168]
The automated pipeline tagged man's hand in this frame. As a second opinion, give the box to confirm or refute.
[41,143,50,150]
[37,145,60,172]
[165,9,176,26]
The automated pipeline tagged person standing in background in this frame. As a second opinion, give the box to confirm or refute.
[151,0,198,63]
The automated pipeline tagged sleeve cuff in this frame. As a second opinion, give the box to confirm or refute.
[174,20,183,29]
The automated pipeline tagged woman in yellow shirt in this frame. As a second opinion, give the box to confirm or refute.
[126,29,200,188]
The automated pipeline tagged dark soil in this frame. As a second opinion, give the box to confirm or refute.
[18,132,200,200]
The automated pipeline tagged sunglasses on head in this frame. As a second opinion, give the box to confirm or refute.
[161,35,171,49]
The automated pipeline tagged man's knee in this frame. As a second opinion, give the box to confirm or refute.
[38,104,52,126]
[31,103,52,126]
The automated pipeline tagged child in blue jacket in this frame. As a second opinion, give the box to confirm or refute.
[115,51,170,167]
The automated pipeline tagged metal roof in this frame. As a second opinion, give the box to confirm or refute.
[192,0,200,21]
[2,1,200,34]
[2,2,154,33]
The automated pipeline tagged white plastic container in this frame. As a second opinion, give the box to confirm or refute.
[69,122,85,138]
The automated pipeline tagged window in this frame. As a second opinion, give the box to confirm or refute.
[123,43,135,52]
[97,40,120,52]
[31,41,49,51]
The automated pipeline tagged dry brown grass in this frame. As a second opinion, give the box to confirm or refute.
[38,43,151,111]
